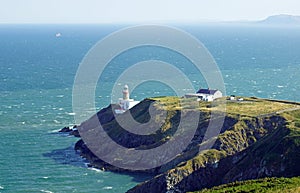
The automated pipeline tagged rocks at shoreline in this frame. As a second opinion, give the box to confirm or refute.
[59,126,73,133]
[59,125,80,137]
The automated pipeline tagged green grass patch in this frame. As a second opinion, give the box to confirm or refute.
[191,177,300,193]
[149,96,300,117]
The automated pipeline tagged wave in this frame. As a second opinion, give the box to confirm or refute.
[40,190,53,193]
[88,167,104,173]
[102,186,113,190]
[47,129,61,133]
[53,120,60,124]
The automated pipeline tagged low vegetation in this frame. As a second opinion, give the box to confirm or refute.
[150,96,300,117]
[191,177,300,193]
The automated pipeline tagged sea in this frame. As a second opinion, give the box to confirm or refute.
[0,23,300,193]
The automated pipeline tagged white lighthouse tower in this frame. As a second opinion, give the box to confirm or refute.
[122,84,130,100]
[115,84,140,114]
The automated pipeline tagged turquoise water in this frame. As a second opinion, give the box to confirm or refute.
[0,87,150,193]
[1,24,300,192]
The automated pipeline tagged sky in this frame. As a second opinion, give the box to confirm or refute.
[1,0,300,24]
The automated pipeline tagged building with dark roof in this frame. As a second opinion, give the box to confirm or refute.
[185,88,223,101]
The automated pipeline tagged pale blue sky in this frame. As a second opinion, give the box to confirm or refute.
[1,0,300,23]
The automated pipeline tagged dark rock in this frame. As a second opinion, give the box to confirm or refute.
[70,129,80,137]
[59,125,80,137]
[59,126,72,133]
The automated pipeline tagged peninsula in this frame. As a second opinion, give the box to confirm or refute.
[62,96,300,192]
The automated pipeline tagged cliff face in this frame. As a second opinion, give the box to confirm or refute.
[73,97,300,193]
[127,116,299,193]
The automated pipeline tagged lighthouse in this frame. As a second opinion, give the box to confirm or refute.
[122,84,130,100]
[115,84,140,114]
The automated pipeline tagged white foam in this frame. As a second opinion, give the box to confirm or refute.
[277,85,284,88]
[0,185,4,189]
[48,129,61,133]
[88,167,103,173]
[40,190,53,193]
[56,95,64,98]
[13,104,21,108]
[66,112,76,116]
[53,120,60,124]
[102,186,113,190]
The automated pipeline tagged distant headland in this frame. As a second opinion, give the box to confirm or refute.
[216,14,300,26]
[259,14,300,25]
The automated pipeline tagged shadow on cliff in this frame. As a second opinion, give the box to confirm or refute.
[43,146,154,183]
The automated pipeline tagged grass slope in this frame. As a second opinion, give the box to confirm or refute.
[188,102,300,193]
[192,177,300,193]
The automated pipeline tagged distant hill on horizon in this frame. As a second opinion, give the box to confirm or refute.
[258,14,300,25]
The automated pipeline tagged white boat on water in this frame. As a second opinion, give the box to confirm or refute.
[55,33,62,37]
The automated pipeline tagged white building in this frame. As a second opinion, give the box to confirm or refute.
[185,88,223,102]
[115,85,140,114]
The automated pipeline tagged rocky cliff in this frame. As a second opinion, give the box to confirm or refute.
[71,96,300,193]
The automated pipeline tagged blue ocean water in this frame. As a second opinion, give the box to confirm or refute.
[0,24,300,192]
